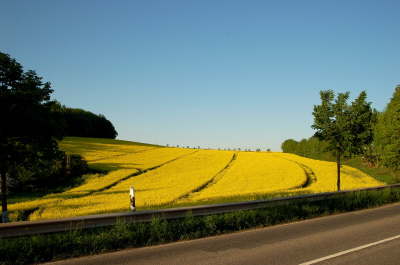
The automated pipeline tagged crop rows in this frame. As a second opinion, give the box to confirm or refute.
[8,137,384,221]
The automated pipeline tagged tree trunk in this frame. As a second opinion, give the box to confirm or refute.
[1,169,8,223]
[336,151,341,191]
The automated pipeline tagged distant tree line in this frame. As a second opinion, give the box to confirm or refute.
[282,85,400,176]
[169,145,272,152]
[281,137,334,161]
[51,102,117,139]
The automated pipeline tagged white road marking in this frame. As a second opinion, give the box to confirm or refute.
[298,234,400,265]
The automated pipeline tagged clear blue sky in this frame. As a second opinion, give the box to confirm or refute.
[1,1,399,150]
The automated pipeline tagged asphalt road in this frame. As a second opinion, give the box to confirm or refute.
[45,202,400,265]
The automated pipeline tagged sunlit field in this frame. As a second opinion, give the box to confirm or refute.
[274,153,382,192]
[9,137,383,221]
[182,152,307,203]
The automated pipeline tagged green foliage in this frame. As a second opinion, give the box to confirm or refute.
[280,137,399,185]
[0,51,65,221]
[1,188,400,265]
[374,85,400,169]
[281,139,299,153]
[348,92,377,155]
[312,90,375,155]
[0,52,89,220]
[281,137,333,160]
[51,102,118,139]
[312,90,350,153]
[282,86,400,183]
[311,90,376,190]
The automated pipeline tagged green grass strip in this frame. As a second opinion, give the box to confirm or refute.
[1,188,400,265]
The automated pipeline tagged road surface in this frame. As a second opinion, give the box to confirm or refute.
[45,202,400,265]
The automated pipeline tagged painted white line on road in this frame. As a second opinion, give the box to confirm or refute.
[299,234,400,265]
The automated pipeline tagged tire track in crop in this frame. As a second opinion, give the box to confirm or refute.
[91,150,200,194]
[274,155,317,189]
[175,153,238,202]
[291,162,317,189]
[25,150,199,221]
[88,147,160,163]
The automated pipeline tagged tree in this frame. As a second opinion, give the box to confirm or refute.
[281,139,299,153]
[347,91,377,155]
[281,137,332,160]
[312,90,375,191]
[0,52,64,222]
[49,101,118,139]
[374,85,400,169]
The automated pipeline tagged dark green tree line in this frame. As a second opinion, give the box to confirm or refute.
[0,52,88,223]
[0,52,63,222]
[51,102,118,139]
[281,137,332,160]
[374,85,400,169]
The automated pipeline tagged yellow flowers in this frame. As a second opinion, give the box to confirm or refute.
[274,153,383,193]
[33,150,233,219]
[10,137,194,219]
[9,137,384,221]
[184,152,307,202]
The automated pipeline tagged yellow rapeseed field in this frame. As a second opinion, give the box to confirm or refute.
[9,137,384,221]
[10,138,194,219]
[274,153,383,192]
[183,152,307,202]
[59,137,155,162]
[30,150,234,219]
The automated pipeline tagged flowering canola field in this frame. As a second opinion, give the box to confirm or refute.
[31,150,233,220]
[9,137,383,221]
[183,152,307,202]
[10,137,194,219]
[274,153,382,192]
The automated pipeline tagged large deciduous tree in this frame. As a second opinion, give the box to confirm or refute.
[312,90,375,191]
[0,52,64,222]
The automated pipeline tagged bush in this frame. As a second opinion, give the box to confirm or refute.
[9,153,88,194]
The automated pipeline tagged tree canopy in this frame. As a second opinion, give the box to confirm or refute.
[0,52,89,222]
[51,102,118,139]
[374,85,400,169]
[0,52,66,181]
[281,137,332,160]
[311,90,375,190]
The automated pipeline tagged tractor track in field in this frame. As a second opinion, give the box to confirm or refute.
[274,155,317,189]
[175,152,238,202]
[291,162,317,189]
[25,150,199,221]
[93,150,199,194]
[88,147,160,163]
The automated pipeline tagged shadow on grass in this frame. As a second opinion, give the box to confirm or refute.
[88,162,142,172]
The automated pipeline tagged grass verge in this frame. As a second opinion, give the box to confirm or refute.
[1,188,400,265]
[344,157,400,184]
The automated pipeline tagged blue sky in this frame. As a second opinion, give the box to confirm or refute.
[1,1,399,150]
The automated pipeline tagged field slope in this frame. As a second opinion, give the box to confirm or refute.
[8,137,383,221]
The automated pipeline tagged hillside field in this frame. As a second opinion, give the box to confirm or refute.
[9,137,383,221]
